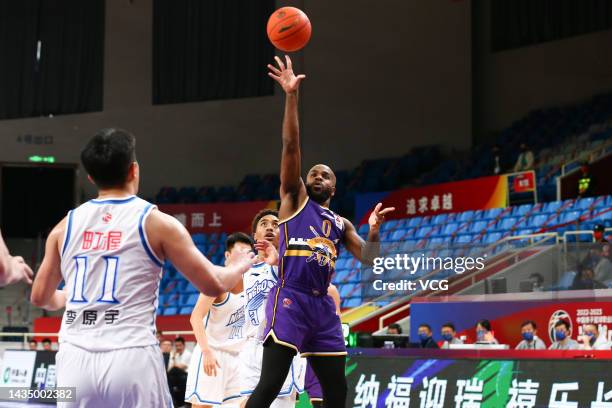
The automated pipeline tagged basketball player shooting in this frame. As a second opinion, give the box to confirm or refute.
[30,129,255,408]
[245,56,394,408]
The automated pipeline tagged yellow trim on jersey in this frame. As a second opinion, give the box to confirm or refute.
[301,351,348,357]
[264,330,300,353]
[283,249,336,268]
[270,285,281,328]
[279,197,309,224]
[310,398,324,402]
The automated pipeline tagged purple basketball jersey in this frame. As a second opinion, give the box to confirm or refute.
[278,198,345,294]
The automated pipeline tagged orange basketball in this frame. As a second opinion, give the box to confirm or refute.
[267,7,311,52]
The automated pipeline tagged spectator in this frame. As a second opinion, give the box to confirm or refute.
[440,323,463,349]
[28,339,38,351]
[515,321,546,350]
[549,320,579,350]
[491,145,503,175]
[513,143,534,172]
[160,340,173,370]
[529,273,545,292]
[579,324,611,350]
[577,163,596,198]
[475,319,499,344]
[42,338,52,351]
[571,266,607,290]
[167,337,191,407]
[594,225,609,243]
[0,229,33,287]
[594,243,612,285]
[417,324,438,349]
[387,323,402,335]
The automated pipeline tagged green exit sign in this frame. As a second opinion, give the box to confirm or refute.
[28,155,55,163]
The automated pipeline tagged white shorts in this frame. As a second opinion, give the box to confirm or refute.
[55,342,172,408]
[185,346,243,406]
[239,338,305,403]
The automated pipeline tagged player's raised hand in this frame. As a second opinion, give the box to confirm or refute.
[368,203,395,231]
[255,239,279,266]
[202,348,220,377]
[267,55,305,95]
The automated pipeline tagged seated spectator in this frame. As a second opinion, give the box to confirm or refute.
[476,319,499,344]
[578,324,611,350]
[387,323,402,335]
[440,322,463,349]
[529,273,545,292]
[42,338,52,351]
[594,243,612,285]
[515,320,546,350]
[513,143,534,172]
[28,339,38,351]
[549,320,579,350]
[571,266,607,290]
[417,324,439,349]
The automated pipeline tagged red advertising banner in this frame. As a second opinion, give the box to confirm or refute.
[158,201,277,234]
[356,175,509,224]
[511,171,535,193]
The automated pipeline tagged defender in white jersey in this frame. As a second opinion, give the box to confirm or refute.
[240,210,305,408]
[31,129,254,408]
[185,233,251,407]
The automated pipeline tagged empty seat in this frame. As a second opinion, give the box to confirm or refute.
[512,204,533,217]
[469,220,488,234]
[431,214,448,225]
[543,201,562,213]
[561,211,581,223]
[415,226,432,239]
[496,217,518,231]
[529,214,549,228]
[481,208,503,220]
[380,219,400,232]
[441,223,459,236]
[408,217,423,228]
[576,197,595,210]
[458,211,475,223]
[179,306,192,315]
[484,232,502,244]
[163,306,178,316]
[454,234,473,245]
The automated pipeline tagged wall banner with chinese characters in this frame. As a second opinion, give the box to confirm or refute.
[158,200,278,233]
[355,175,508,224]
[347,352,612,407]
[410,293,612,348]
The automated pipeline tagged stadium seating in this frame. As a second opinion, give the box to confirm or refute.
[156,194,611,315]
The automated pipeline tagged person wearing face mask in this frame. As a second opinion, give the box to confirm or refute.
[578,324,611,350]
[515,321,546,350]
[440,323,463,349]
[549,320,579,350]
[513,143,534,172]
[475,319,499,344]
[417,324,439,349]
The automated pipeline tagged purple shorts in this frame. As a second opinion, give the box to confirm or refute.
[263,285,346,355]
[304,363,323,401]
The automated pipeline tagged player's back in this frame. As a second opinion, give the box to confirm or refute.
[59,195,163,351]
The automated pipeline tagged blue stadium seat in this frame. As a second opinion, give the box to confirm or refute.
[427,237,445,248]
[441,223,459,236]
[516,228,534,236]
[512,204,533,217]
[484,232,502,244]
[343,297,362,308]
[358,224,369,235]
[431,214,448,225]
[415,226,432,239]
[576,197,595,210]
[163,306,178,316]
[529,214,551,228]
[157,306,164,315]
[408,217,423,228]
[561,211,581,224]
[390,229,410,241]
[458,211,474,223]
[542,201,562,213]
[454,234,473,245]
[481,208,503,220]
[380,219,400,232]
[557,271,577,290]
[496,217,518,231]
[192,233,206,245]
[179,307,192,315]
[469,220,488,234]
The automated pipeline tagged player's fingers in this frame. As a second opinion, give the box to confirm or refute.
[13,256,24,263]
[274,56,285,71]
[267,64,281,76]
[296,74,306,80]
[268,73,281,82]
[285,55,293,70]
[379,207,396,216]
[23,264,33,277]
[373,203,382,214]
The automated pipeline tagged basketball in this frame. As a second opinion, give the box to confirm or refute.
[267,7,311,52]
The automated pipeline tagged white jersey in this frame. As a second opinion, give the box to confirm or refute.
[205,292,246,353]
[243,262,278,340]
[59,195,163,351]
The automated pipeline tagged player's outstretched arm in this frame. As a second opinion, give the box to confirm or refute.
[31,220,67,310]
[189,294,220,376]
[268,55,308,212]
[0,229,33,287]
[147,210,253,297]
[343,203,395,265]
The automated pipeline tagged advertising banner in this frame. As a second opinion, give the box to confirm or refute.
[410,295,612,348]
[346,353,612,407]
[158,200,277,234]
[355,175,508,224]
[0,350,36,388]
